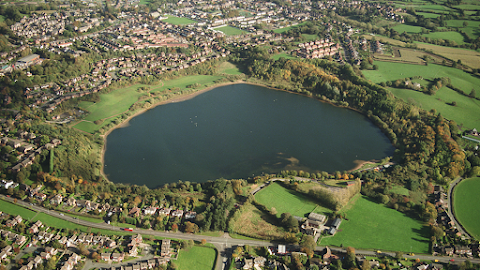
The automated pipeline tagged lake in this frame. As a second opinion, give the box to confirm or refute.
[104,83,394,187]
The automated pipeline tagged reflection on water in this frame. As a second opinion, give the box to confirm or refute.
[104,83,394,187]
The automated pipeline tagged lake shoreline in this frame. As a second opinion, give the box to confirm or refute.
[100,79,390,185]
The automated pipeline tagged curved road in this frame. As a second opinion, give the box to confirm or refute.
[447,177,472,239]
[1,195,479,270]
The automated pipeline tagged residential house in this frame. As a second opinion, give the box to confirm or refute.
[50,194,63,205]
[161,239,171,256]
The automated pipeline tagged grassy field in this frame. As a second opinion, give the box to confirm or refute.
[374,47,427,63]
[271,52,297,61]
[214,26,245,36]
[422,31,465,45]
[363,61,480,92]
[0,15,4,22]
[445,20,480,39]
[320,195,430,253]
[453,177,480,239]
[414,42,480,69]
[0,199,131,236]
[393,24,423,33]
[175,245,216,270]
[0,199,37,220]
[273,22,307,34]
[230,202,286,240]
[362,34,480,69]
[416,12,441,18]
[255,182,332,218]
[388,87,480,129]
[302,34,319,42]
[74,75,222,133]
[216,62,243,75]
[162,16,196,25]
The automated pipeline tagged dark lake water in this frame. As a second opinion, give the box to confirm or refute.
[104,83,394,187]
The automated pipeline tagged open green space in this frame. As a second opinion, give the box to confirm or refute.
[445,20,480,39]
[302,34,319,42]
[416,12,441,18]
[0,15,4,22]
[388,86,480,129]
[214,26,245,36]
[320,195,430,253]
[422,31,465,45]
[216,62,243,75]
[0,199,37,220]
[388,185,410,196]
[453,177,480,239]
[363,61,480,93]
[74,75,222,133]
[255,182,332,218]
[271,52,297,61]
[273,22,307,34]
[162,16,196,25]
[393,24,423,34]
[175,245,216,270]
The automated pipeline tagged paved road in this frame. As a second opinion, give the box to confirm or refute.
[447,177,471,239]
[2,195,480,270]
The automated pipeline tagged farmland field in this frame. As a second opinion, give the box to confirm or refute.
[422,31,465,45]
[162,16,196,25]
[392,24,423,33]
[388,87,480,129]
[176,245,217,270]
[413,42,480,69]
[320,195,430,253]
[453,177,480,239]
[416,12,441,18]
[214,26,245,36]
[363,61,480,93]
[255,182,332,218]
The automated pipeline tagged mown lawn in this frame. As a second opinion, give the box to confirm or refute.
[387,86,480,129]
[320,195,430,253]
[214,26,245,36]
[0,199,37,220]
[162,16,196,25]
[453,177,480,239]
[255,182,332,218]
[175,245,217,270]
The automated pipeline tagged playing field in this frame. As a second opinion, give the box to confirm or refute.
[162,16,196,25]
[453,177,480,239]
[176,245,217,270]
[320,195,430,253]
[254,182,332,218]
[388,87,480,129]
[422,31,465,45]
[214,26,245,36]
